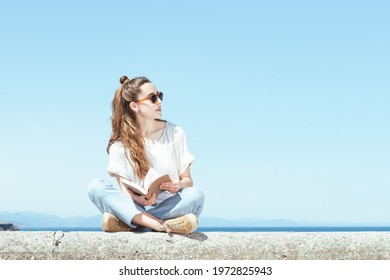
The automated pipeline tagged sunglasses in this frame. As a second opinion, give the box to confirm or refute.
[136,91,164,104]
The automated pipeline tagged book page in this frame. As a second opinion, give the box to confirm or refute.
[144,174,171,200]
[120,177,147,196]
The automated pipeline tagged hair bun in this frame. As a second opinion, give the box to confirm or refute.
[119,75,129,85]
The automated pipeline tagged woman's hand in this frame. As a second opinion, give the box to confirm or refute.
[132,193,157,206]
[160,179,182,193]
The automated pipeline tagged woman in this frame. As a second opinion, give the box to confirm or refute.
[88,75,204,233]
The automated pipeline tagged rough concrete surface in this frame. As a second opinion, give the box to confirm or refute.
[1,231,390,260]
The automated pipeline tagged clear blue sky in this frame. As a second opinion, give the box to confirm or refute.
[1,0,389,224]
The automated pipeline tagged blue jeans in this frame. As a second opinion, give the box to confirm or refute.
[88,178,204,229]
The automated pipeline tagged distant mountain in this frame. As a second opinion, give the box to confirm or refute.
[1,211,299,228]
[1,211,389,228]
[0,211,101,228]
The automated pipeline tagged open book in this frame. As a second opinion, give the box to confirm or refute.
[120,168,172,200]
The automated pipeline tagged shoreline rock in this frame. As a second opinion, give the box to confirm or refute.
[0,222,19,231]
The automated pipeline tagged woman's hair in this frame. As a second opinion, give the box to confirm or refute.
[107,75,151,179]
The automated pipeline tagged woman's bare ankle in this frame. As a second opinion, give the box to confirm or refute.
[132,212,164,231]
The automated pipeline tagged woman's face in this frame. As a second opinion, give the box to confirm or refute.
[135,82,163,120]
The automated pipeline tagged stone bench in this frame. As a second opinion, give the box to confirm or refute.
[1,231,390,260]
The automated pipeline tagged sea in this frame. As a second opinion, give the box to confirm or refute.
[19,226,390,232]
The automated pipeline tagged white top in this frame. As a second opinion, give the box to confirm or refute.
[107,122,195,202]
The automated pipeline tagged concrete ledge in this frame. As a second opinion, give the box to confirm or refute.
[1,231,390,260]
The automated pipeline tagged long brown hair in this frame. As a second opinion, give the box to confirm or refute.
[107,75,151,179]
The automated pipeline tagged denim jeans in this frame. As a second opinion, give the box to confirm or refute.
[88,178,204,229]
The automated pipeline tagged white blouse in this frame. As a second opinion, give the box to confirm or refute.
[107,122,195,201]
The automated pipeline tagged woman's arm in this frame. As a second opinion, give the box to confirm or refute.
[178,165,193,188]
[160,165,193,193]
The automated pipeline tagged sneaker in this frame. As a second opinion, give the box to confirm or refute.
[102,213,133,232]
[162,214,198,234]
